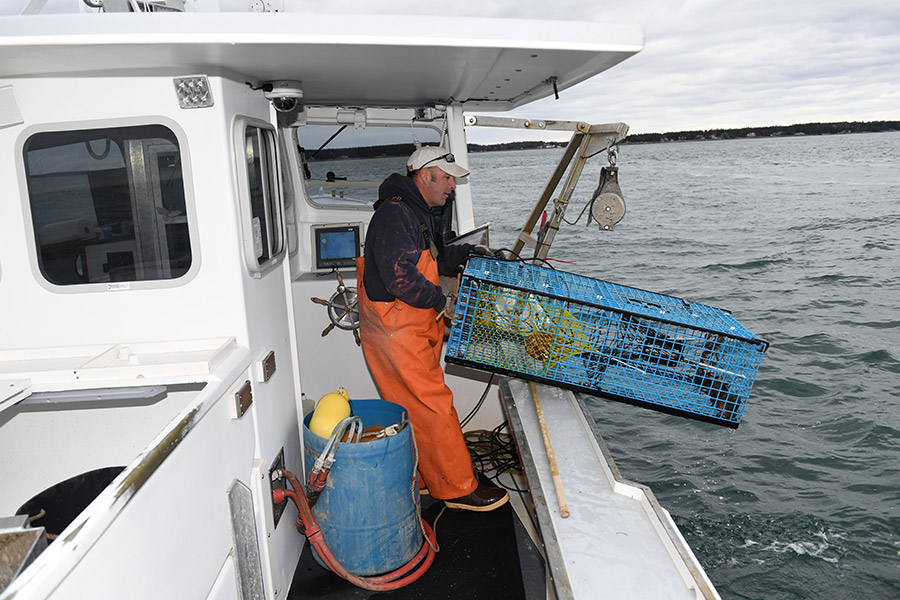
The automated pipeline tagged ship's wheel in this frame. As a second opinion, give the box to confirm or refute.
[311,271,360,345]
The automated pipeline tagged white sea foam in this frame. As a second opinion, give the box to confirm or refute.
[762,531,840,564]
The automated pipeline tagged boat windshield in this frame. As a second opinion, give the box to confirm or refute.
[296,123,441,209]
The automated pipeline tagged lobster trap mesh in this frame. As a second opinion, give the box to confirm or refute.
[446,257,769,427]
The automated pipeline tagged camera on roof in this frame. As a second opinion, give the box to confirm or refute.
[264,81,304,113]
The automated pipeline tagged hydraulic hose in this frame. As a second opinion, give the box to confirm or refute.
[305,416,361,507]
[275,469,436,591]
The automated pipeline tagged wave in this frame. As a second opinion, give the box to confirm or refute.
[862,240,897,251]
[835,318,900,330]
[813,418,900,454]
[839,349,900,375]
[801,273,874,287]
[783,213,900,233]
[802,297,867,310]
[701,257,793,272]
[753,376,828,399]
[758,531,842,564]
[774,332,847,356]
[678,513,847,572]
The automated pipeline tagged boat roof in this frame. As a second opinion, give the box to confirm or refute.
[0,12,643,111]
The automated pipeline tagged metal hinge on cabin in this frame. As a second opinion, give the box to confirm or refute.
[261,351,276,383]
[233,380,253,419]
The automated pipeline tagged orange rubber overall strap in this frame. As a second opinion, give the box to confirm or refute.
[356,252,478,499]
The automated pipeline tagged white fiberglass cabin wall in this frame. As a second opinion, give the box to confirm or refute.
[0,47,505,600]
[0,72,305,599]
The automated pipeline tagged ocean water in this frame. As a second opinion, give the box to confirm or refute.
[467,132,900,600]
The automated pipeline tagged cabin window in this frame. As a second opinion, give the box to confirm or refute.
[296,124,441,209]
[236,120,284,272]
[24,125,192,286]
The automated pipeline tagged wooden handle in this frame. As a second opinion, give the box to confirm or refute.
[529,381,569,518]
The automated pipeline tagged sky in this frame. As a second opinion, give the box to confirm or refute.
[286,0,900,142]
[304,0,900,141]
[8,0,900,143]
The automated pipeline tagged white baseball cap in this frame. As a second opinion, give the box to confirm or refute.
[407,146,470,178]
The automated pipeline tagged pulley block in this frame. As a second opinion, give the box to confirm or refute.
[589,166,626,230]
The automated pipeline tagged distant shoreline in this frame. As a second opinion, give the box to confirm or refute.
[305,120,900,161]
[625,120,900,144]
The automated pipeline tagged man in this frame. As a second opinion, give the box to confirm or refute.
[356,146,509,512]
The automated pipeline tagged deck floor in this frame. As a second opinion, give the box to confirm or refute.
[287,494,545,599]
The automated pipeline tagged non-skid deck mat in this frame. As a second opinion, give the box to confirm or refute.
[288,497,538,599]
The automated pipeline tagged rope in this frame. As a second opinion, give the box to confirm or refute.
[463,422,526,493]
[408,421,441,553]
[280,470,437,591]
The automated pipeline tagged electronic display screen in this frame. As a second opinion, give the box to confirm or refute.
[313,223,362,271]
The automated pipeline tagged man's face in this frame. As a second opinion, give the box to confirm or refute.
[417,167,457,208]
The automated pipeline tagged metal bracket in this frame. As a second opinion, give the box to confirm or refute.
[232,380,253,419]
[260,351,276,383]
[465,115,628,137]
[20,386,167,407]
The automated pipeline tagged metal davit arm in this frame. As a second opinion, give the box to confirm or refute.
[515,131,585,259]
[464,116,629,260]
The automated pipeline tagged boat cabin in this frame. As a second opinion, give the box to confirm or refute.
[0,3,719,599]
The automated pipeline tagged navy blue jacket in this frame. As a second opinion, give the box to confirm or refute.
[363,174,473,311]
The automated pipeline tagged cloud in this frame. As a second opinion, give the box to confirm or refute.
[472,0,900,138]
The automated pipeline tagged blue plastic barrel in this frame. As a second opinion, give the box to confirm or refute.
[302,399,423,576]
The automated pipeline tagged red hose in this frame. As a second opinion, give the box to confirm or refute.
[275,469,436,591]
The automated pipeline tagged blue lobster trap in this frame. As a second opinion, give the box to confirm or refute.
[446,256,769,428]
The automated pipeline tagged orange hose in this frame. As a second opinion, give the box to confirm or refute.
[276,469,436,591]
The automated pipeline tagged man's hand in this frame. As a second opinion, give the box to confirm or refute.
[436,291,457,321]
[474,245,506,259]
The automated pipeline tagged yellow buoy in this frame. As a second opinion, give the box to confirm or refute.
[309,387,351,439]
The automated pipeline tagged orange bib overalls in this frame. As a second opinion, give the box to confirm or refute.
[356,252,478,500]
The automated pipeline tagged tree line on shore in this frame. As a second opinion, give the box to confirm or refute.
[305,121,900,161]
[625,120,900,144]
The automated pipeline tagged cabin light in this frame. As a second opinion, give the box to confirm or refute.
[173,75,214,109]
